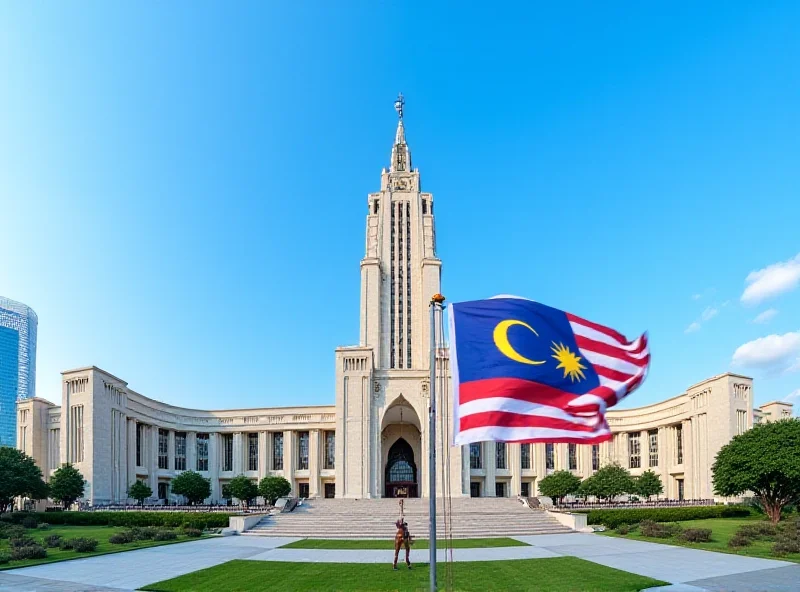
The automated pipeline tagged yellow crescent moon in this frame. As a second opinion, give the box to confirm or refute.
[493,320,547,365]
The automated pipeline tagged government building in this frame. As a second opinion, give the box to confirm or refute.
[16,100,790,506]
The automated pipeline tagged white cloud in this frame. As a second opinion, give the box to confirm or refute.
[731,331,800,369]
[785,389,800,402]
[741,253,800,306]
[692,294,702,301]
[685,322,701,334]
[701,306,719,322]
[752,309,778,324]
[787,358,800,374]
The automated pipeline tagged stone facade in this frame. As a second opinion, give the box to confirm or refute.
[15,104,775,505]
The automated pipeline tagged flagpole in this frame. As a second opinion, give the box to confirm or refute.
[429,293,445,592]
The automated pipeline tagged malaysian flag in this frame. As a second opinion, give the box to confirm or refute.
[450,296,650,445]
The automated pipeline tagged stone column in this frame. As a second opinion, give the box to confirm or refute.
[510,443,521,497]
[126,419,136,498]
[683,419,693,499]
[209,433,220,501]
[309,429,320,498]
[168,430,176,472]
[233,432,244,474]
[533,444,546,495]
[461,445,470,496]
[149,426,159,494]
[283,430,295,494]
[187,432,197,473]
[485,442,496,496]
[258,431,268,478]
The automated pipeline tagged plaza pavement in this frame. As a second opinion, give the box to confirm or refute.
[0,533,798,591]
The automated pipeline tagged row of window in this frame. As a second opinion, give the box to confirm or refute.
[137,427,335,473]
[469,442,600,472]
[628,426,684,469]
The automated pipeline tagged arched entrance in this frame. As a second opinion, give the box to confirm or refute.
[385,438,418,498]
[381,395,422,498]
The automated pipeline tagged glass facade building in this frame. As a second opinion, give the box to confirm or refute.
[0,297,37,447]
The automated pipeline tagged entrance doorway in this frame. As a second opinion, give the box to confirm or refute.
[385,438,418,498]
[470,482,481,498]
[157,482,168,501]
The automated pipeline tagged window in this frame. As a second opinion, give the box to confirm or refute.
[591,444,599,471]
[648,429,658,467]
[324,483,335,498]
[495,482,506,498]
[222,434,234,472]
[248,433,259,471]
[469,443,482,469]
[470,482,481,497]
[157,482,168,500]
[298,482,309,498]
[324,431,335,470]
[521,443,531,470]
[677,478,685,501]
[495,443,507,470]
[196,433,209,471]
[545,443,555,472]
[628,433,641,469]
[136,423,145,467]
[158,429,169,470]
[568,443,577,470]
[298,431,309,470]
[70,405,84,463]
[675,424,684,465]
[521,482,530,498]
[272,433,283,470]
[737,410,747,435]
[174,432,186,471]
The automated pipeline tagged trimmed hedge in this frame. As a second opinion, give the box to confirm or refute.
[3,511,232,529]
[585,505,751,528]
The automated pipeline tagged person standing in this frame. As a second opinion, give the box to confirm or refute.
[393,519,412,570]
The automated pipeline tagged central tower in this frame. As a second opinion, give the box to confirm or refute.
[335,96,460,499]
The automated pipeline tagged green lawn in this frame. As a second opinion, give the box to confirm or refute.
[600,517,800,563]
[281,537,528,550]
[141,558,666,592]
[0,525,208,570]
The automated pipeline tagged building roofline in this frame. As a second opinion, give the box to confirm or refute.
[17,397,57,407]
[127,387,335,415]
[761,400,794,407]
[61,366,128,385]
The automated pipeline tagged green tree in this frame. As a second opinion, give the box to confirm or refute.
[259,475,291,505]
[228,475,259,507]
[635,470,664,500]
[170,471,211,505]
[221,483,232,504]
[584,463,634,501]
[49,464,85,510]
[0,447,49,513]
[713,419,800,523]
[127,480,152,506]
[538,470,582,505]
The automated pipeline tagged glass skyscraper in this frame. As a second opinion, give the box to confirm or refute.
[0,297,37,447]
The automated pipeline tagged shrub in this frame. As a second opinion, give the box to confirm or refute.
[640,520,682,538]
[182,527,202,537]
[12,511,234,529]
[153,529,177,541]
[109,531,135,544]
[0,550,10,564]
[773,538,800,555]
[130,526,159,540]
[678,528,712,543]
[0,524,25,540]
[59,538,74,550]
[43,534,63,548]
[9,535,39,548]
[21,516,39,529]
[729,533,753,548]
[70,537,99,552]
[37,523,50,530]
[615,524,632,535]
[11,543,47,560]
[584,505,751,528]
[737,522,778,541]
[0,513,13,523]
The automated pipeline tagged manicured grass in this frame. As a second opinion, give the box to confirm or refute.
[0,525,208,570]
[600,516,800,564]
[281,537,529,550]
[142,558,667,591]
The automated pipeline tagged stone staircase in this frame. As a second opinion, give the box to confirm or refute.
[244,497,572,539]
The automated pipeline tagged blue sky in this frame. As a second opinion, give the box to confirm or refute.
[1,3,798,413]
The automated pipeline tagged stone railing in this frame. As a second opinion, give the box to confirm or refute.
[553,499,716,510]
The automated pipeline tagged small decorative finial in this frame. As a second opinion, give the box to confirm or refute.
[394,92,404,120]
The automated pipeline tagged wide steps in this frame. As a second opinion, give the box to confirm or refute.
[244,497,571,538]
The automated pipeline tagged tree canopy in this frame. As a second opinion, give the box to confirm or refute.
[127,480,152,506]
[171,470,211,505]
[538,470,582,504]
[635,470,664,499]
[228,475,259,507]
[580,463,634,501]
[259,475,291,505]
[713,419,800,523]
[49,464,85,509]
[0,447,49,513]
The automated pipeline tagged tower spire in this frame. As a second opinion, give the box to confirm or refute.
[390,92,411,172]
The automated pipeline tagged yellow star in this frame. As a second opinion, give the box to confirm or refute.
[551,342,587,382]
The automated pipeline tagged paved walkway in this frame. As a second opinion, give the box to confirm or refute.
[1,533,797,591]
